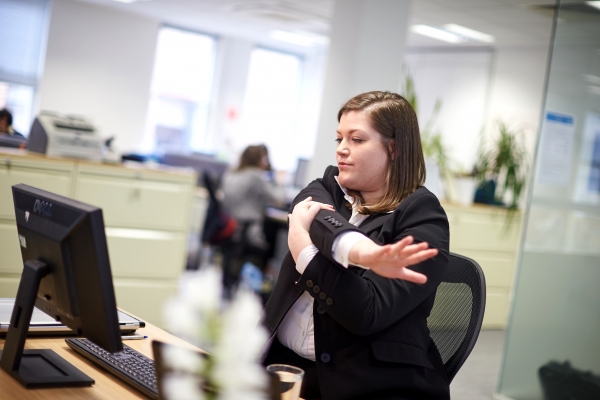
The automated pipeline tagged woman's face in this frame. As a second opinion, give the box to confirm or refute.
[336,110,390,203]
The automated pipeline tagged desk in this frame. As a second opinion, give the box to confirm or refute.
[0,320,203,399]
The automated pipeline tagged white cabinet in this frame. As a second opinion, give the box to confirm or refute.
[105,228,187,279]
[444,203,522,329]
[75,165,193,231]
[0,222,22,275]
[0,150,196,328]
[0,155,73,218]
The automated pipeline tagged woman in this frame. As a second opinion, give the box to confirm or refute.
[221,145,284,289]
[262,91,450,399]
[221,144,284,255]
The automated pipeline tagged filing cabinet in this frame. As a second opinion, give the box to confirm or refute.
[0,150,196,328]
[444,203,522,329]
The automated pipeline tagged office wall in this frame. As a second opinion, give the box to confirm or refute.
[405,48,493,171]
[307,0,413,183]
[37,0,549,174]
[39,0,159,153]
[203,37,326,171]
[405,44,550,173]
[487,46,550,152]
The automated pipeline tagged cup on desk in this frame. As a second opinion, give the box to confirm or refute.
[267,364,304,400]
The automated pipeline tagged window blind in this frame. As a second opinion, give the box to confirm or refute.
[0,0,49,86]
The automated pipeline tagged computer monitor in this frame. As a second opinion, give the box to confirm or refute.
[293,158,310,189]
[0,184,123,388]
[161,152,230,186]
[0,133,27,149]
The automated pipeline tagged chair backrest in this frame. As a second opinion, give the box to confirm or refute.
[427,252,486,382]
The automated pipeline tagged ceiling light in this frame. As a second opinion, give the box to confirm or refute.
[586,1,600,10]
[410,25,465,44]
[270,30,329,47]
[444,24,495,43]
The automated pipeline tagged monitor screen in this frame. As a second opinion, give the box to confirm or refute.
[161,152,230,186]
[293,158,310,189]
[0,183,123,387]
[0,133,27,149]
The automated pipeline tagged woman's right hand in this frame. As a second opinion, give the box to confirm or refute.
[348,236,436,283]
[288,196,334,262]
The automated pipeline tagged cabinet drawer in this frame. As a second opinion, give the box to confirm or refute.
[113,279,179,329]
[0,276,20,298]
[451,218,520,252]
[0,167,72,218]
[75,174,193,231]
[446,206,521,252]
[449,250,515,288]
[0,223,23,274]
[106,228,186,279]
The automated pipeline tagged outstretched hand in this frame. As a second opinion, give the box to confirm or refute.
[349,236,437,283]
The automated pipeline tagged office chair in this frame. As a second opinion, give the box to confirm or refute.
[427,252,486,383]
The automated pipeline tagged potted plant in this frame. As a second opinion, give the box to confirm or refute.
[474,121,529,209]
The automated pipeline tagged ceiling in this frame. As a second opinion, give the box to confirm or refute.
[71,0,557,51]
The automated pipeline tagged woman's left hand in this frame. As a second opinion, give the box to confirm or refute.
[288,197,334,261]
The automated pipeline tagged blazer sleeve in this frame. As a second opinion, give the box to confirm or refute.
[295,192,449,336]
[290,166,365,258]
[289,166,364,255]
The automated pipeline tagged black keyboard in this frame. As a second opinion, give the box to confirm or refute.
[66,338,158,399]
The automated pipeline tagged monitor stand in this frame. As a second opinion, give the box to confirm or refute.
[0,260,94,388]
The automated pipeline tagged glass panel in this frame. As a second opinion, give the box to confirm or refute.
[0,0,49,86]
[497,2,600,399]
[0,81,35,136]
[145,26,216,155]
[238,48,302,171]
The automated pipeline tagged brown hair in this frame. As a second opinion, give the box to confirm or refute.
[236,145,264,171]
[337,91,426,214]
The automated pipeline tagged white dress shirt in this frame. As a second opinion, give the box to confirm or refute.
[276,179,372,361]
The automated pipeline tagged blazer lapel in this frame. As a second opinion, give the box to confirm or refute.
[358,214,388,235]
[332,184,353,220]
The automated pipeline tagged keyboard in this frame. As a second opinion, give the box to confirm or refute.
[66,338,158,399]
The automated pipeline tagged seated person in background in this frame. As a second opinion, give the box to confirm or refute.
[0,109,24,138]
[257,143,274,182]
[222,144,284,261]
[262,91,450,399]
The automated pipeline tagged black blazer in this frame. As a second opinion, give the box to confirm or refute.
[263,166,450,399]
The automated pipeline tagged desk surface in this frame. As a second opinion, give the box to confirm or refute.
[0,320,202,399]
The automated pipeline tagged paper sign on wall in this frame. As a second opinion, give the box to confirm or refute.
[536,112,576,187]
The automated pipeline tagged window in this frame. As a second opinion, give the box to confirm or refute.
[0,0,50,135]
[145,26,216,154]
[238,48,302,171]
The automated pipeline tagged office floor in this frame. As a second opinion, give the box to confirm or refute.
[450,330,506,400]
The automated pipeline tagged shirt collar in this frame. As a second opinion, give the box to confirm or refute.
[334,176,356,206]
[334,175,394,215]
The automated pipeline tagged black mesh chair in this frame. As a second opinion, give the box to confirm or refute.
[427,252,486,383]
